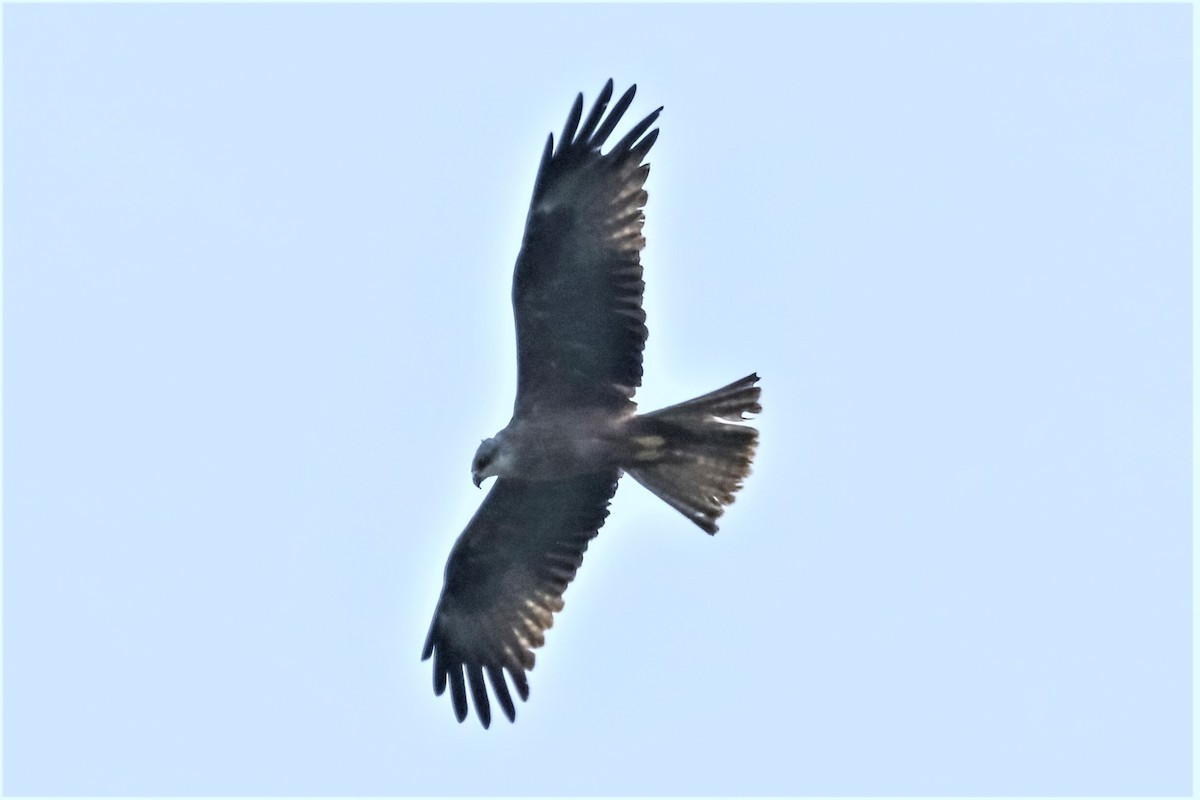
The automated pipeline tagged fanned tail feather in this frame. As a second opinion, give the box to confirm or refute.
[625,373,762,534]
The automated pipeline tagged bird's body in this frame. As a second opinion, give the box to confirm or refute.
[479,407,631,482]
[423,81,762,727]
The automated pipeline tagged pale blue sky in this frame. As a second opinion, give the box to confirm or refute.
[4,3,1191,796]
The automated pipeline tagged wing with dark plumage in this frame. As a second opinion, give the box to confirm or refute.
[511,80,661,414]
[422,471,620,727]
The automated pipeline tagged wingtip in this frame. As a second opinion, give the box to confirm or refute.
[511,669,531,701]
[450,666,469,722]
[561,93,584,146]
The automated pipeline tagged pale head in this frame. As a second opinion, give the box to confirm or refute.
[471,437,502,488]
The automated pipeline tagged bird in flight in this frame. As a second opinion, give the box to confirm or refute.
[422,80,762,727]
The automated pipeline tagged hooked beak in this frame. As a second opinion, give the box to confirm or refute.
[472,472,482,489]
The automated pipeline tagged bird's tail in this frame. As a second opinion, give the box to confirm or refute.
[624,373,762,534]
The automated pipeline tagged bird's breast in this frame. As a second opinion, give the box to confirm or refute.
[502,410,627,481]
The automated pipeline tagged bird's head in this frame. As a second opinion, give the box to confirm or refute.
[471,437,501,488]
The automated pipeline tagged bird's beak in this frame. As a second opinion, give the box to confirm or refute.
[472,473,482,489]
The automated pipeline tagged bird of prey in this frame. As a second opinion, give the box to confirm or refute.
[422,80,762,727]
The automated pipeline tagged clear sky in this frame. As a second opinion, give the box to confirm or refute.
[4,3,1191,796]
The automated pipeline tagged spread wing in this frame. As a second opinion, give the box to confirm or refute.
[421,471,620,727]
[511,80,661,415]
